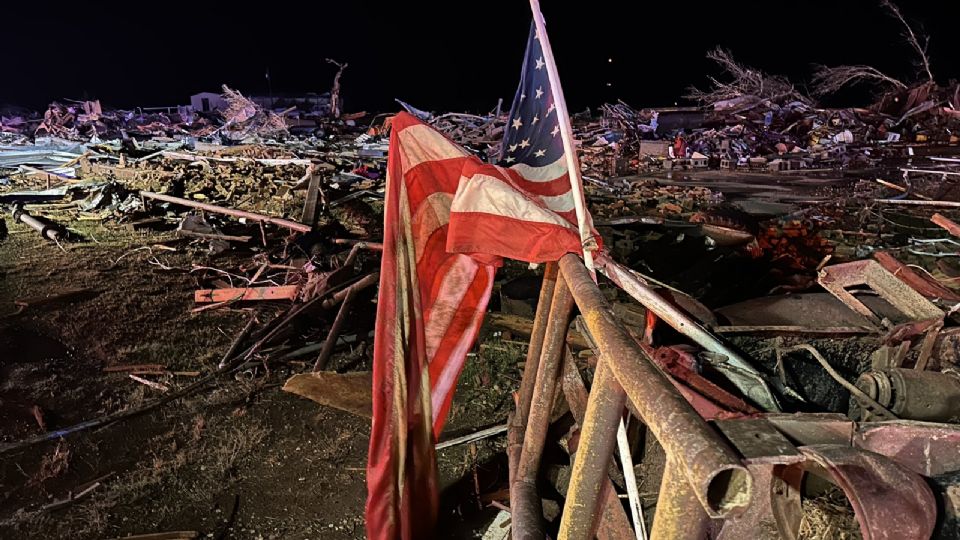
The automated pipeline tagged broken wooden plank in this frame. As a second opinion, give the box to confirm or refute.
[932,212,960,238]
[129,374,169,392]
[282,371,373,418]
[194,285,299,303]
[436,424,508,450]
[300,170,323,227]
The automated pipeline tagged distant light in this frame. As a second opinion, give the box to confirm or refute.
[606,82,612,87]
[608,58,613,63]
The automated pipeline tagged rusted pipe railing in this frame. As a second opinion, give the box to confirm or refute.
[558,253,750,538]
[140,191,312,233]
[650,457,711,540]
[596,252,779,412]
[512,267,573,540]
[507,264,556,539]
[559,359,628,540]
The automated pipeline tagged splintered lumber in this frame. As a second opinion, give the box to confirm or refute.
[282,371,373,418]
[139,191,311,233]
[194,285,299,303]
[932,212,960,238]
[436,424,508,450]
[129,374,169,392]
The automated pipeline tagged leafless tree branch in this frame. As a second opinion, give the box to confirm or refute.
[880,0,934,83]
[326,58,348,118]
[810,64,907,96]
[685,47,810,105]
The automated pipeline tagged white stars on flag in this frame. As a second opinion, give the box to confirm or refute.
[546,102,555,116]
[535,57,545,70]
[550,125,559,137]
[519,138,531,149]
[512,117,523,130]
[535,86,544,99]
[533,149,546,158]
[532,114,539,125]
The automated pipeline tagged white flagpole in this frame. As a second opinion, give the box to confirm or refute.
[528,0,596,274]
[528,4,647,539]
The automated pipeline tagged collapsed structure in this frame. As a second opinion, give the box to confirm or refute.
[5,19,960,538]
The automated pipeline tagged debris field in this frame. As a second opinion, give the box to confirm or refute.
[4,7,960,540]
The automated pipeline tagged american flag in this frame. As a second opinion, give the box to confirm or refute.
[366,16,599,540]
[501,24,565,171]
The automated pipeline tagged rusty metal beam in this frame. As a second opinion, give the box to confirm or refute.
[559,253,751,524]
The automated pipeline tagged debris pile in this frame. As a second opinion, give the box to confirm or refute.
[6,64,960,539]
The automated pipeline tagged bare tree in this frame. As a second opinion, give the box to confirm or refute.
[812,1,934,97]
[810,64,906,97]
[881,0,934,83]
[686,47,809,106]
[326,58,348,118]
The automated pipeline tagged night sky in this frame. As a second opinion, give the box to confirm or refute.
[4,1,959,113]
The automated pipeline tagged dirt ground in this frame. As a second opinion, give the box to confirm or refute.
[0,218,514,539]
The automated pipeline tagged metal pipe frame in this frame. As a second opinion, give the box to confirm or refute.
[595,252,779,412]
[508,263,556,539]
[558,253,751,538]
[512,268,574,539]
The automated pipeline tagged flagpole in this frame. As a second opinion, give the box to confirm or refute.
[528,0,596,274]
[528,4,647,539]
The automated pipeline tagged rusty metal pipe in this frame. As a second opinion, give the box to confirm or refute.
[596,253,778,412]
[559,254,751,520]
[320,272,379,309]
[313,287,358,371]
[509,264,557,502]
[516,263,559,430]
[558,358,628,540]
[140,190,312,233]
[561,351,637,540]
[517,275,574,481]
[512,272,574,539]
[651,456,711,540]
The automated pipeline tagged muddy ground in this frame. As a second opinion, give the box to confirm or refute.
[0,219,516,539]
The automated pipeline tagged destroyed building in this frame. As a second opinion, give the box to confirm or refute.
[5,2,960,540]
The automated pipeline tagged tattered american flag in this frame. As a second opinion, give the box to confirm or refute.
[366,21,600,540]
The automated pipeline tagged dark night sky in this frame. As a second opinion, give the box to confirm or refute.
[4,1,959,113]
